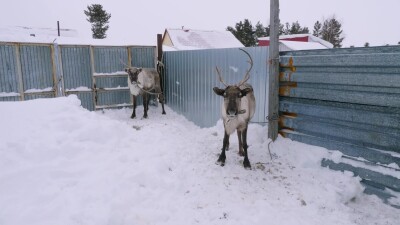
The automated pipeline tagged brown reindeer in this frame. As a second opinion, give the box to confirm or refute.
[213,49,256,169]
[125,65,166,119]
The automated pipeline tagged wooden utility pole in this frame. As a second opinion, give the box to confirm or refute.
[268,0,280,141]
[57,21,60,36]
[157,34,163,61]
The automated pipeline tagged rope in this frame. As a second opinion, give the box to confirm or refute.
[249,114,280,124]
[267,140,274,161]
[133,82,163,95]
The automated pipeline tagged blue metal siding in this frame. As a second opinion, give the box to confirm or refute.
[19,45,54,93]
[61,46,92,90]
[279,46,400,207]
[96,90,131,106]
[0,44,19,95]
[93,47,128,73]
[0,43,156,110]
[163,47,268,128]
[130,47,155,68]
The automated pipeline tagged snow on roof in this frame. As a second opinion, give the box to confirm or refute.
[258,33,333,48]
[279,40,330,51]
[0,25,78,42]
[0,25,153,46]
[163,28,244,51]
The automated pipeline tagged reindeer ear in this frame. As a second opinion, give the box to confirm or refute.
[138,68,143,73]
[240,87,252,97]
[213,87,225,96]
[125,68,129,73]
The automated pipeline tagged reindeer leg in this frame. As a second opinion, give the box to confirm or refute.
[131,95,136,119]
[242,127,251,169]
[143,94,148,118]
[217,132,229,166]
[237,130,244,156]
[159,93,166,115]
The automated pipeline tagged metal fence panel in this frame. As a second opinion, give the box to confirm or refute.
[0,42,156,111]
[19,44,54,99]
[61,46,92,90]
[130,46,155,68]
[93,46,128,73]
[0,44,19,97]
[163,47,268,128]
[279,46,400,207]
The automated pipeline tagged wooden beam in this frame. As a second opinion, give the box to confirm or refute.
[268,0,280,141]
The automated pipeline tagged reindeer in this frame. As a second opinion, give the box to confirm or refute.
[125,64,166,119]
[213,49,256,169]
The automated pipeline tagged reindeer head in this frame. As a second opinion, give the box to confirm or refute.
[213,49,253,118]
[213,85,252,118]
[125,67,142,83]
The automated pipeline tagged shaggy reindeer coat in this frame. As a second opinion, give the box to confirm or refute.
[126,67,166,118]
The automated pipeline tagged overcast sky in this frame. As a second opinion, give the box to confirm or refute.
[1,0,399,47]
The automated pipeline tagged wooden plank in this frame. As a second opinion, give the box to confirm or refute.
[280,115,400,152]
[268,0,280,141]
[280,52,400,67]
[279,97,400,129]
[280,132,400,166]
[321,159,400,192]
[280,71,400,88]
[279,84,400,107]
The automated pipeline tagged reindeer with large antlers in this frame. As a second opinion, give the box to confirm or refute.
[213,49,256,169]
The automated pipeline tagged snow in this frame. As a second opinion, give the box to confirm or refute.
[279,40,330,51]
[0,95,399,225]
[0,92,19,97]
[258,34,334,49]
[0,25,153,46]
[163,28,244,51]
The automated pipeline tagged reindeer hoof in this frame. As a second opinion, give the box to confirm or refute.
[216,161,225,167]
[243,158,251,169]
[217,155,226,166]
[162,112,166,115]
[130,115,136,119]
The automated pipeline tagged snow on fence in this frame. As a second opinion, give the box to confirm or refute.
[279,46,400,208]
[0,42,156,110]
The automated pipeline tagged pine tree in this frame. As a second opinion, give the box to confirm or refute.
[321,16,345,48]
[227,19,256,47]
[282,22,291,35]
[313,21,322,37]
[364,42,370,47]
[84,4,111,39]
[289,21,309,34]
[254,22,268,39]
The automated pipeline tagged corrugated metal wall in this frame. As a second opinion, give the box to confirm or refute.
[0,44,20,101]
[279,46,400,208]
[0,43,56,101]
[60,45,94,110]
[163,47,268,128]
[92,46,156,110]
[0,42,156,111]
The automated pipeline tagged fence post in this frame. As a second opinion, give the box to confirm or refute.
[268,0,280,141]
[14,44,24,101]
[51,43,64,97]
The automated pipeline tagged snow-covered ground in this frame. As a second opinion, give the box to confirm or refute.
[0,95,398,225]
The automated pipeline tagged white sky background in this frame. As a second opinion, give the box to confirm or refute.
[0,0,399,47]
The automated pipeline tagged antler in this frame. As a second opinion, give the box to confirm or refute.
[119,58,130,68]
[215,66,229,87]
[236,48,253,87]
